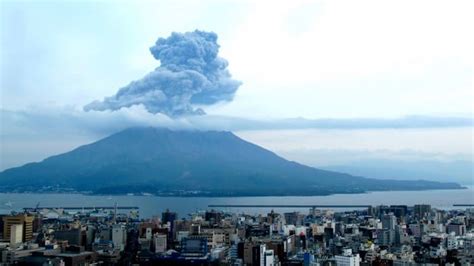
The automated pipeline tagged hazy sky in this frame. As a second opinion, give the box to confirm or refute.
[1,0,473,170]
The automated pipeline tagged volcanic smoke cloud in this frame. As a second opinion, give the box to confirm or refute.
[84,30,241,117]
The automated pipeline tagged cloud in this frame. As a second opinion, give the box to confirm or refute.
[2,107,473,138]
[221,116,474,130]
[1,106,472,170]
[84,30,242,117]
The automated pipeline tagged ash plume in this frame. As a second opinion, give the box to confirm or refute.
[84,30,241,117]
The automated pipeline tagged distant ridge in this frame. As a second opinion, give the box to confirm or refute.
[0,127,463,196]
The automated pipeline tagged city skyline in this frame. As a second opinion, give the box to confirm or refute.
[0,1,473,264]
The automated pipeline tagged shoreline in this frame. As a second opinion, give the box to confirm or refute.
[0,185,468,198]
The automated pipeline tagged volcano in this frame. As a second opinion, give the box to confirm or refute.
[0,127,462,196]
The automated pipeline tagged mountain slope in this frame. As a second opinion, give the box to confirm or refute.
[322,159,474,185]
[0,127,463,196]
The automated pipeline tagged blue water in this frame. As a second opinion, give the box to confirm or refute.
[1,187,473,218]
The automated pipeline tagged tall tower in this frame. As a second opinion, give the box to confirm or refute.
[2,214,34,242]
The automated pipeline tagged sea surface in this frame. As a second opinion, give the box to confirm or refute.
[1,187,473,218]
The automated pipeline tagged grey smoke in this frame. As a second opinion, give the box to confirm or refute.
[84,30,241,117]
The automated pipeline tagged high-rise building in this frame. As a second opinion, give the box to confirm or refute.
[10,224,23,246]
[112,224,127,251]
[264,249,274,266]
[2,214,34,242]
[377,229,395,246]
[414,204,431,218]
[162,209,178,247]
[446,223,466,236]
[0,214,5,240]
[243,241,256,265]
[190,224,201,235]
[251,243,266,266]
[153,233,167,253]
[161,209,178,225]
[284,212,304,226]
[382,213,397,230]
[54,228,82,246]
[377,205,391,218]
[205,210,223,224]
[408,223,421,237]
[389,205,408,219]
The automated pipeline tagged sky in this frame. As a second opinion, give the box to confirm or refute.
[0,0,473,173]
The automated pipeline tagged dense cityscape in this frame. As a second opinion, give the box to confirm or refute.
[1,204,473,265]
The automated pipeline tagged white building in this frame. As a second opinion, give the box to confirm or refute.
[154,233,167,253]
[335,249,360,266]
[112,224,127,251]
[264,249,274,266]
[446,233,458,250]
[257,244,266,266]
[145,227,152,240]
[211,247,227,261]
[10,224,23,246]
